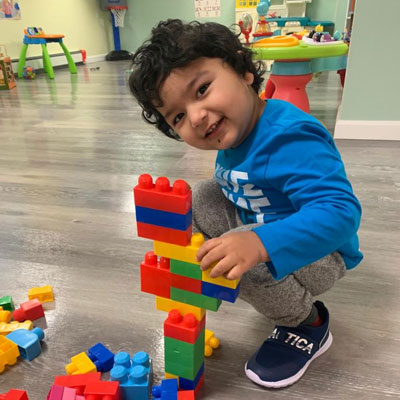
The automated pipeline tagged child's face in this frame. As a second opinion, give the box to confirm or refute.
[158,57,264,150]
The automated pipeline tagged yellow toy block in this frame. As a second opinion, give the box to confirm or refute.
[154,232,204,265]
[204,329,220,357]
[165,371,179,381]
[155,296,205,322]
[0,336,20,374]
[28,285,54,302]
[65,352,97,375]
[0,320,33,335]
[155,232,240,289]
[201,267,240,289]
[0,307,11,323]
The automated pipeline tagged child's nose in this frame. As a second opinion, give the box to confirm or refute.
[188,105,207,128]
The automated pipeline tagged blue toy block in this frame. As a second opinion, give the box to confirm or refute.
[135,206,192,231]
[178,363,204,391]
[6,327,44,361]
[152,378,178,400]
[201,281,241,303]
[110,351,152,400]
[88,342,115,372]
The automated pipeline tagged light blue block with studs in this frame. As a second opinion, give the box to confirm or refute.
[110,351,153,400]
[6,327,44,361]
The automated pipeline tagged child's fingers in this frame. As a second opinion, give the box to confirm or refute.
[196,238,221,262]
[209,259,235,278]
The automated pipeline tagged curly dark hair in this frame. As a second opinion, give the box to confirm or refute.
[129,19,265,140]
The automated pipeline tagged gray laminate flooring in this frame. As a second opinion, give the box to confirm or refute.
[0,61,399,399]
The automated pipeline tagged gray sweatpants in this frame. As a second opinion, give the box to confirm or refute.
[192,180,346,327]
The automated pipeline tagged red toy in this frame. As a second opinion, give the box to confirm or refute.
[0,390,28,400]
[53,372,101,395]
[134,174,192,215]
[164,310,205,344]
[12,299,44,322]
[140,251,171,299]
[171,274,201,294]
[136,222,192,246]
[83,381,121,400]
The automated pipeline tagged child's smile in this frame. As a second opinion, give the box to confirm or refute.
[158,57,265,150]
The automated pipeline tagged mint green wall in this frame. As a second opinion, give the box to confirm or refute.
[121,0,235,53]
[307,0,348,32]
[340,0,400,121]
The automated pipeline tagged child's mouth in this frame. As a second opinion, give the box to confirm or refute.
[205,118,224,139]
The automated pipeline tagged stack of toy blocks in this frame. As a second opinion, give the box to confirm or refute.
[133,174,241,394]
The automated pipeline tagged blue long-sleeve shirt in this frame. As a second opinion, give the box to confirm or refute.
[214,99,363,280]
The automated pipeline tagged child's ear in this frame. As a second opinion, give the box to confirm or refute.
[244,71,254,85]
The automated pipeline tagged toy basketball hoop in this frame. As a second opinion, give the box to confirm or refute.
[109,6,127,28]
[100,0,132,61]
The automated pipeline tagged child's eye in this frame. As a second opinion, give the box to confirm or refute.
[173,113,184,125]
[197,83,210,97]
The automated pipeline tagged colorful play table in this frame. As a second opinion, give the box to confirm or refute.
[17,28,77,79]
[252,36,348,113]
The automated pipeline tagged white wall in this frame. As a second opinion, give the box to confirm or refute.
[0,0,113,60]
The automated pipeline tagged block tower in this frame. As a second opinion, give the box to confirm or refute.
[133,174,240,393]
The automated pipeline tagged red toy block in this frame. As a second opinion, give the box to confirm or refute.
[171,274,201,294]
[0,389,29,400]
[137,222,192,246]
[134,174,192,214]
[177,390,195,400]
[84,381,121,400]
[53,372,101,395]
[12,299,44,322]
[61,387,79,400]
[164,309,205,344]
[141,251,171,299]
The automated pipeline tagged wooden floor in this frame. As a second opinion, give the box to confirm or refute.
[0,61,399,399]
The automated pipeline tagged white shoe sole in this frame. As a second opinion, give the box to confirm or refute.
[245,331,333,389]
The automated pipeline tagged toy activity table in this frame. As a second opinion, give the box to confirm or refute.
[252,36,348,113]
[17,29,77,79]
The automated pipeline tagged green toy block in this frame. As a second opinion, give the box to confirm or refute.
[170,287,221,312]
[0,296,15,312]
[164,329,205,380]
[170,259,202,280]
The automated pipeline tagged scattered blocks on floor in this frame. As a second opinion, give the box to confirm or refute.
[0,321,33,336]
[0,336,20,374]
[152,378,178,400]
[12,299,44,322]
[84,381,121,400]
[6,327,44,361]
[0,307,11,323]
[53,372,102,395]
[88,342,115,373]
[110,351,152,400]
[28,285,54,303]
[0,296,15,312]
[0,389,29,400]
[65,352,97,375]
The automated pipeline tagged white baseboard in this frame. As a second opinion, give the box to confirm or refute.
[86,54,107,64]
[334,119,400,140]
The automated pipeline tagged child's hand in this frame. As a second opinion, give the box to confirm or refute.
[196,231,269,280]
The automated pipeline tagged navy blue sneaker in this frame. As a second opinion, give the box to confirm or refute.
[245,301,332,388]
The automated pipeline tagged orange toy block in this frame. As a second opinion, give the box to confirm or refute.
[164,309,206,344]
[178,390,195,400]
[65,352,97,375]
[141,251,171,299]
